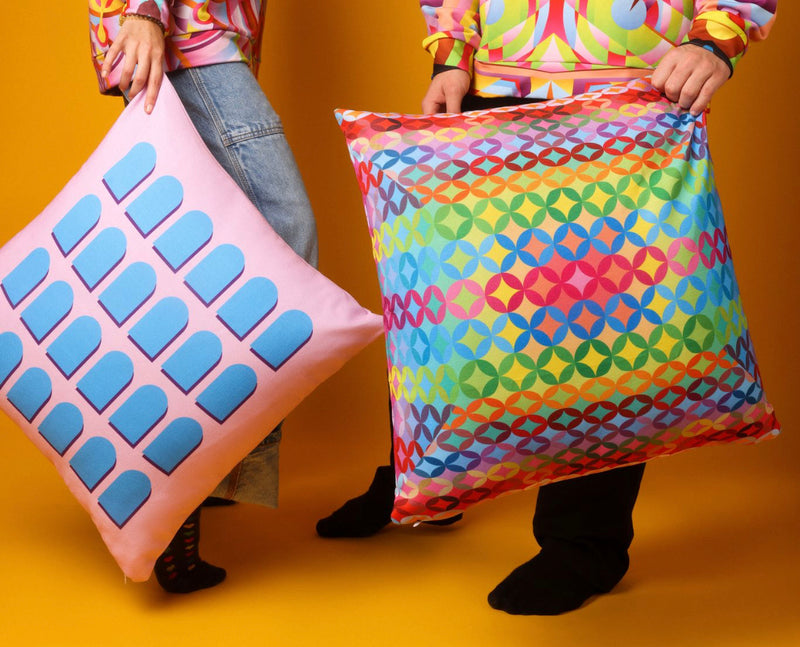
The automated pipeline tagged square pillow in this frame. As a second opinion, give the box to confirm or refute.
[0,78,383,581]
[336,79,780,525]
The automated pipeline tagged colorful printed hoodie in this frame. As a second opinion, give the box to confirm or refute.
[89,1,266,94]
[421,0,777,99]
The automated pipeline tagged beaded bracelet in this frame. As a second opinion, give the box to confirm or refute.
[119,12,166,35]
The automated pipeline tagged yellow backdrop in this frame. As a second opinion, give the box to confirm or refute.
[0,3,797,647]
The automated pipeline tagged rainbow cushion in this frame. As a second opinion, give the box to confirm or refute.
[0,78,383,580]
[337,79,779,525]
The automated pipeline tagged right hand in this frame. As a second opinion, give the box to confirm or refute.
[101,17,166,114]
[421,68,471,114]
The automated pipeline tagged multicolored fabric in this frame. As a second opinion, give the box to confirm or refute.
[420,0,777,99]
[0,78,382,579]
[89,1,266,93]
[337,79,779,524]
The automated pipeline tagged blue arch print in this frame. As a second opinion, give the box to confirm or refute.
[109,384,169,447]
[7,367,52,422]
[52,195,102,255]
[143,417,203,475]
[103,142,157,202]
[128,296,189,360]
[77,351,134,413]
[184,244,245,305]
[162,331,222,393]
[0,332,23,388]
[69,437,116,492]
[153,210,213,271]
[38,402,84,456]
[196,364,257,423]
[98,470,152,528]
[46,316,102,378]
[2,247,50,308]
[251,310,313,370]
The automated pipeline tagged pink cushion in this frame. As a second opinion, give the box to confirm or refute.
[0,78,383,580]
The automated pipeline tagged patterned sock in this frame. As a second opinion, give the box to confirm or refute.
[487,544,627,615]
[154,508,226,594]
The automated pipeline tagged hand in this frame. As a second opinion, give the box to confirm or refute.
[651,44,731,116]
[101,17,165,114]
[421,68,472,114]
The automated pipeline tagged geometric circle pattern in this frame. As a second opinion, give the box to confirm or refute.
[337,80,780,524]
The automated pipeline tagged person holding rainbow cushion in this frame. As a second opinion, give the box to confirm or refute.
[316,0,777,616]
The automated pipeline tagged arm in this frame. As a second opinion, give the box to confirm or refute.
[100,1,170,113]
[652,1,777,115]
[419,0,480,113]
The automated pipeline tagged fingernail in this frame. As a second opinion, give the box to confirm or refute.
[145,105,153,114]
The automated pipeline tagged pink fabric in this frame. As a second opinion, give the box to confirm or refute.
[0,78,382,580]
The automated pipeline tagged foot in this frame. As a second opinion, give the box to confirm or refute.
[155,556,227,594]
[202,496,237,507]
[316,465,464,537]
[153,508,226,594]
[316,466,395,538]
[487,548,625,615]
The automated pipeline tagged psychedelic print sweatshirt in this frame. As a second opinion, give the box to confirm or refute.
[89,1,266,93]
[420,0,777,99]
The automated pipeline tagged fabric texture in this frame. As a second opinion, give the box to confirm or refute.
[167,62,319,506]
[89,0,267,93]
[0,78,383,580]
[420,0,777,99]
[337,78,779,524]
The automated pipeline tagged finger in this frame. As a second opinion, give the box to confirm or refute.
[689,75,724,116]
[144,63,163,114]
[128,53,150,100]
[421,86,444,114]
[101,40,122,79]
[651,50,679,90]
[662,63,694,105]
[445,89,463,114]
[422,96,443,114]
[677,68,711,111]
[117,46,138,92]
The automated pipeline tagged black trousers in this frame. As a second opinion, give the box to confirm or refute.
[465,91,645,584]
[388,90,646,585]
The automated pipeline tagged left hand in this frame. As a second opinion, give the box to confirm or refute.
[651,44,731,116]
[101,17,165,114]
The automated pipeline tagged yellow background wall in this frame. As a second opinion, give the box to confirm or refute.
[0,3,797,646]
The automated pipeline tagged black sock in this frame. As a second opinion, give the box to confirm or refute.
[202,496,237,507]
[316,465,463,537]
[487,543,627,615]
[316,466,396,538]
[154,508,226,593]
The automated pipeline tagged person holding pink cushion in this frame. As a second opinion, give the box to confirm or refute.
[317,0,777,615]
[89,0,318,593]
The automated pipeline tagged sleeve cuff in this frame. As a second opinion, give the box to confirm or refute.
[688,11,748,70]
[422,35,474,74]
[680,39,734,78]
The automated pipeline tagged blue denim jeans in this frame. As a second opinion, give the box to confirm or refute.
[167,62,319,507]
[168,62,318,265]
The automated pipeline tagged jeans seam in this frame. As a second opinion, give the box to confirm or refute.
[186,67,259,205]
[222,125,284,147]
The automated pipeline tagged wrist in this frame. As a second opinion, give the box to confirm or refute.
[680,40,733,77]
[120,12,167,36]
